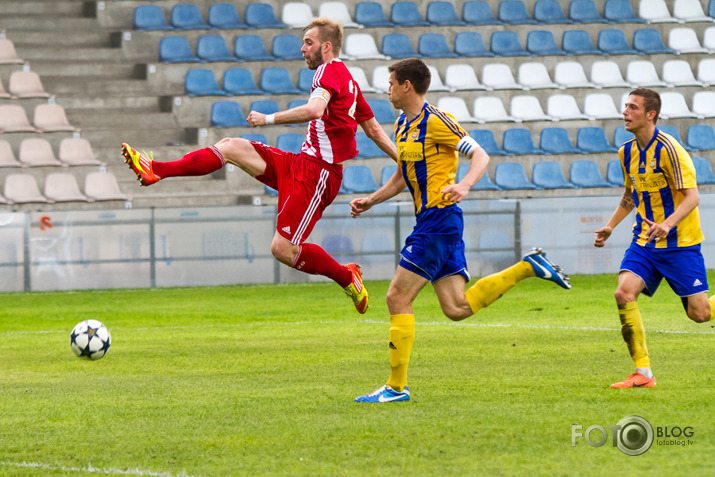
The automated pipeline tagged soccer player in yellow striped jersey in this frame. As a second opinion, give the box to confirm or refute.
[595,88,715,389]
[349,58,571,403]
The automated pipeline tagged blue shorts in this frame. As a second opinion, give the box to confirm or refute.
[399,204,470,283]
[620,241,709,297]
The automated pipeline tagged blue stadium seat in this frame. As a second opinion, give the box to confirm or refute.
[606,159,624,186]
[196,35,239,62]
[159,37,201,63]
[633,29,676,55]
[134,5,174,31]
[540,128,581,154]
[658,125,690,150]
[382,33,420,59]
[426,1,466,25]
[598,29,638,55]
[208,3,248,29]
[222,68,263,95]
[321,234,355,257]
[245,4,288,28]
[687,125,715,151]
[503,129,546,155]
[468,129,510,155]
[170,5,211,30]
[604,0,646,23]
[297,68,314,93]
[490,31,529,56]
[577,127,618,153]
[454,32,495,57]
[494,162,540,190]
[498,1,538,24]
[264,185,278,197]
[569,0,608,23]
[562,30,605,55]
[272,34,303,60]
[613,126,635,147]
[354,2,395,27]
[418,33,459,58]
[234,35,276,61]
[390,2,430,26]
[692,157,715,184]
[185,69,228,97]
[241,133,269,145]
[534,0,574,24]
[249,100,280,115]
[526,30,567,56]
[381,164,398,186]
[276,133,304,154]
[368,99,397,124]
[532,161,577,189]
[342,165,380,193]
[210,101,249,127]
[356,132,386,159]
[260,68,301,95]
[462,1,501,25]
[569,160,613,187]
[710,0,715,18]
[457,163,501,190]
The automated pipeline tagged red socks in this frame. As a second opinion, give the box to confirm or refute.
[152,146,225,179]
[293,243,352,287]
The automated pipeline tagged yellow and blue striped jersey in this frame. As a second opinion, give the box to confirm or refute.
[620,128,703,249]
[395,103,470,215]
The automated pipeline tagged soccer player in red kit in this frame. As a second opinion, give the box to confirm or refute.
[121,17,398,313]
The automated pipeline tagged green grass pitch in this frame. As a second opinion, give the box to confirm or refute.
[0,273,713,476]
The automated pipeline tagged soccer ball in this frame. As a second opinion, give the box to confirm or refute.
[70,319,111,360]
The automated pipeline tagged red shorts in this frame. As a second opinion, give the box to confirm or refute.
[252,142,342,245]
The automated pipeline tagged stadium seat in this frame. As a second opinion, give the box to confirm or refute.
[591,61,630,88]
[518,63,558,89]
[658,125,690,150]
[426,1,466,25]
[281,2,313,28]
[554,61,596,88]
[0,104,36,132]
[159,37,201,63]
[44,173,90,203]
[207,3,248,29]
[342,33,388,60]
[633,29,676,55]
[454,32,494,57]
[250,100,280,115]
[547,94,589,120]
[380,164,398,186]
[668,27,710,54]
[276,134,304,154]
[570,160,613,188]
[638,0,678,23]
[490,31,529,56]
[534,0,573,24]
[58,138,103,166]
[473,96,517,122]
[4,174,49,203]
[271,34,303,61]
[297,68,315,93]
[457,163,501,190]
[382,33,420,59]
[355,133,385,159]
[260,68,301,95]
[223,68,263,95]
[503,128,546,155]
[319,2,360,28]
[342,165,379,193]
[468,129,511,155]
[498,1,537,24]
[526,30,567,56]
[532,161,577,189]
[445,64,486,90]
[371,66,390,92]
[196,35,238,62]
[614,126,635,147]
[698,59,715,86]
[210,101,249,128]
[418,33,459,58]
[84,172,128,201]
[481,63,522,90]
[234,35,276,61]
[134,5,174,31]
[0,77,10,99]
[584,93,622,119]
[604,0,646,23]
[170,4,210,30]
[264,185,278,197]
[540,128,581,154]
[659,92,698,119]
[426,66,450,92]
[577,127,618,153]
[354,2,395,27]
[185,69,228,97]
[19,138,63,167]
[0,39,23,65]
[437,97,478,123]
[242,134,269,145]
[662,60,702,87]
[692,157,715,184]
[390,2,430,26]
[245,4,288,28]
[673,0,711,22]
[494,162,540,189]
[0,139,22,167]
[511,95,553,122]
[569,0,608,23]
[367,99,396,123]
[8,71,50,98]
[348,66,377,93]
[598,30,638,55]
[562,30,605,56]
[606,159,624,186]
[687,125,715,151]
[626,60,667,87]
[710,0,715,17]
[692,91,715,118]
[33,104,78,132]
[704,26,715,52]
[462,1,501,25]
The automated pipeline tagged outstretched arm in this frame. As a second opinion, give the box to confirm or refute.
[360,117,398,161]
[246,97,327,127]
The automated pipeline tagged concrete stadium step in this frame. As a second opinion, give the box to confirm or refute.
[8,30,112,47]
[25,61,139,79]
[67,110,180,130]
[0,1,87,16]
[58,93,161,111]
[16,45,124,63]
[3,17,98,32]
[42,77,151,97]
[80,128,192,149]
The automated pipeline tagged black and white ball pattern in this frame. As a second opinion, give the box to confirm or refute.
[70,320,111,360]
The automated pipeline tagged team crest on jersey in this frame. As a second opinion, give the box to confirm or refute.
[411,131,419,139]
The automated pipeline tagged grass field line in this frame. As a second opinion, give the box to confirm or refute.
[0,461,198,477]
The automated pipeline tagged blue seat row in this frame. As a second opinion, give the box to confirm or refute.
[159,34,303,64]
[135,3,286,31]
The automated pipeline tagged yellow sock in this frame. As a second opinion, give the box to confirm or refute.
[385,314,415,392]
[465,261,533,314]
[618,302,650,369]
[709,296,715,321]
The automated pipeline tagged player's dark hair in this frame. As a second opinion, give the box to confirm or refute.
[304,17,343,56]
[629,88,661,124]
[388,58,431,95]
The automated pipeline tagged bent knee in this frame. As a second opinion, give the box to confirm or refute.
[442,305,470,322]
[687,311,711,323]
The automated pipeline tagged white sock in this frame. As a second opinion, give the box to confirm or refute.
[636,367,653,379]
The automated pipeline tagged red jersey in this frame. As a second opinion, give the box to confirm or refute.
[300,59,374,164]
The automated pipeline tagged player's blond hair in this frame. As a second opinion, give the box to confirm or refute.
[304,17,343,56]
